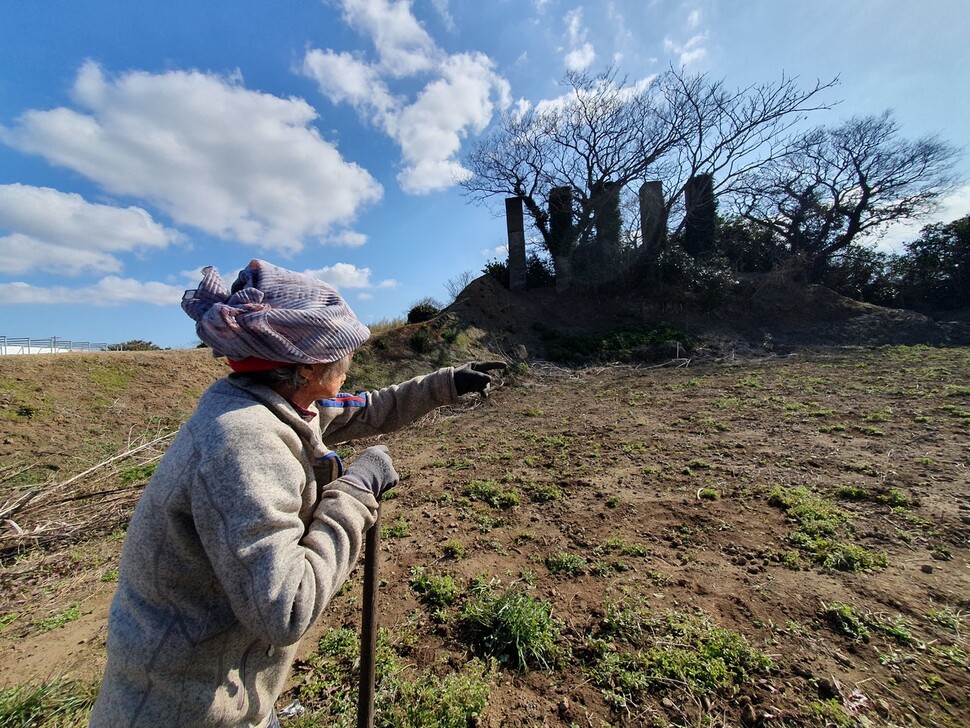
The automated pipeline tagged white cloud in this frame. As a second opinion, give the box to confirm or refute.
[482,244,508,258]
[306,262,375,289]
[429,0,455,32]
[0,62,382,252]
[687,9,702,29]
[393,52,510,193]
[564,8,596,72]
[0,276,184,305]
[304,1,511,195]
[301,49,396,122]
[663,33,708,66]
[0,184,178,275]
[357,292,374,300]
[328,230,369,247]
[341,0,437,77]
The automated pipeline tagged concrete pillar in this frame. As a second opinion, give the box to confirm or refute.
[684,174,716,258]
[505,197,527,292]
[638,180,667,260]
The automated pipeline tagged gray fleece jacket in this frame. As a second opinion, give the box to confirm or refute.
[90,368,459,728]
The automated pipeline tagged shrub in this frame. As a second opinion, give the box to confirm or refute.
[406,298,442,324]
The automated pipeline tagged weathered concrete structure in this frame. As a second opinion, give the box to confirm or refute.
[505,197,527,292]
[684,173,716,258]
[638,180,667,259]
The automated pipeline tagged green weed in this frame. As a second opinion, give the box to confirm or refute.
[119,462,157,485]
[442,539,466,559]
[588,604,773,710]
[0,677,98,727]
[292,627,491,727]
[381,516,411,539]
[36,604,81,632]
[409,568,460,609]
[464,480,519,508]
[460,585,561,670]
[520,480,564,503]
[545,550,588,577]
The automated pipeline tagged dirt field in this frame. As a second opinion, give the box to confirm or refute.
[1,340,968,726]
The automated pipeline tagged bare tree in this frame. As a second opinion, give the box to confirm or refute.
[445,270,474,302]
[735,112,961,281]
[461,66,836,289]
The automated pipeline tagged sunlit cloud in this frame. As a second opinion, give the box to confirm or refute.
[0,183,178,275]
[0,277,184,305]
[303,0,510,194]
[1,62,382,252]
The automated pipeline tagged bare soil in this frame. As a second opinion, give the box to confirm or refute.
[1,289,968,727]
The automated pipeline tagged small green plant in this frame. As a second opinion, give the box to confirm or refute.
[926,607,965,632]
[605,495,619,508]
[520,480,563,503]
[293,626,491,726]
[588,604,773,711]
[822,602,871,642]
[16,404,36,418]
[36,604,81,632]
[442,539,466,559]
[545,550,587,577]
[0,677,98,726]
[809,699,853,728]
[120,462,158,485]
[0,612,20,631]
[460,584,562,670]
[381,516,411,539]
[698,487,719,500]
[410,568,460,609]
[464,480,520,508]
[101,567,120,583]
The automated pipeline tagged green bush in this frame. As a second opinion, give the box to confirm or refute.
[406,298,442,324]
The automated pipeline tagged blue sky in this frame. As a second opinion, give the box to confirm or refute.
[1,0,968,349]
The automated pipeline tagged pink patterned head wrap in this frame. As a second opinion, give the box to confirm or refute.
[181,259,370,364]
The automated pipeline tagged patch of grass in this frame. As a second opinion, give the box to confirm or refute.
[381,516,411,539]
[464,480,520,508]
[100,567,119,583]
[851,424,885,436]
[545,550,588,577]
[822,602,871,642]
[834,484,867,501]
[119,461,157,485]
[291,626,492,727]
[588,603,773,711]
[769,486,886,571]
[442,539,465,559]
[817,423,847,433]
[460,584,562,670]
[605,495,619,508]
[519,480,564,503]
[698,487,719,500]
[35,603,81,632]
[809,699,853,728]
[926,607,965,632]
[409,568,460,609]
[0,676,98,727]
[0,613,20,631]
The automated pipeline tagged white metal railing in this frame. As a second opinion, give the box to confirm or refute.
[0,336,110,356]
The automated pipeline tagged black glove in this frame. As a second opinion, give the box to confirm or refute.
[342,445,399,499]
[454,361,507,397]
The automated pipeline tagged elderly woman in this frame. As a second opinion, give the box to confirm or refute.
[90,260,504,727]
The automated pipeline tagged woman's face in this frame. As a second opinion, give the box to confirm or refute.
[298,355,352,404]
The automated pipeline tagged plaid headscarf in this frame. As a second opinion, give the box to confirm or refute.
[182,260,370,366]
